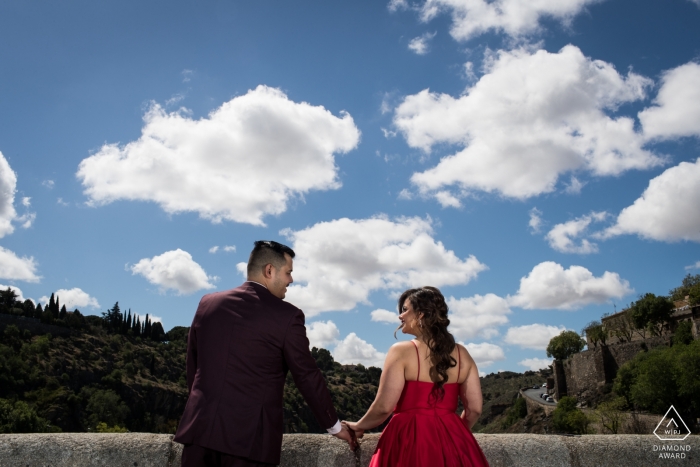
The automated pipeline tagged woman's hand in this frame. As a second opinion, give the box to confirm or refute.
[342,420,365,440]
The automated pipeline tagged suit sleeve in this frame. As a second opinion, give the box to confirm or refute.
[282,310,338,430]
[185,313,199,393]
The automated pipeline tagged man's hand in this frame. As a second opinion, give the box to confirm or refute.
[342,421,364,440]
[332,423,358,451]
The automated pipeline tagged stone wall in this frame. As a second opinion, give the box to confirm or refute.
[0,433,697,466]
[554,336,670,403]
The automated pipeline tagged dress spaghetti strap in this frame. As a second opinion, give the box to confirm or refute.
[411,340,420,379]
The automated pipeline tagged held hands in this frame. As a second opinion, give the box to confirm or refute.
[332,423,358,451]
[342,421,364,442]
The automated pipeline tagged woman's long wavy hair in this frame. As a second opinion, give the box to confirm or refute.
[399,286,456,401]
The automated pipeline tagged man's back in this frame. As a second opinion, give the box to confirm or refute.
[174,281,337,464]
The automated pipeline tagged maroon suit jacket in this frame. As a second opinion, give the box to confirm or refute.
[173,282,338,464]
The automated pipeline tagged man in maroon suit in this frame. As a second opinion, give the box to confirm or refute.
[174,240,355,466]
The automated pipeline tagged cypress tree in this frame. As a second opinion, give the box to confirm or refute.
[125,309,132,333]
[48,293,58,318]
[134,316,141,337]
[59,304,67,320]
[34,302,43,320]
[144,314,152,338]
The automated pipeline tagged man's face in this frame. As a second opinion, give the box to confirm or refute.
[268,253,293,299]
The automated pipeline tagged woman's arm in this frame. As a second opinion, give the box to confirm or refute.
[458,347,483,430]
[345,343,407,433]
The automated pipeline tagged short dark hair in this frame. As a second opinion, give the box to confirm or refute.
[247,240,295,277]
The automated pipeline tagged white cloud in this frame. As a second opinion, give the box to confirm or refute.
[0,246,40,282]
[394,46,661,204]
[223,245,236,253]
[448,294,511,340]
[528,208,543,234]
[208,246,219,254]
[564,176,586,194]
[21,197,30,207]
[408,31,437,55]
[388,0,409,12]
[280,215,487,315]
[370,308,399,324]
[686,261,700,271]
[689,0,700,7]
[0,151,18,238]
[16,212,36,229]
[39,288,100,310]
[639,62,700,140]
[181,69,193,83]
[132,312,163,324]
[306,320,340,349]
[418,0,604,42]
[519,357,553,371]
[77,85,360,226]
[603,158,700,242]
[545,211,607,254]
[504,324,567,350]
[462,341,506,368]
[333,333,386,367]
[509,261,632,310]
[130,249,216,295]
[0,284,29,303]
[397,189,413,200]
[42,180,54,189]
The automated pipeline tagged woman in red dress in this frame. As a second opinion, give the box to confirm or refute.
[344,286,490,467]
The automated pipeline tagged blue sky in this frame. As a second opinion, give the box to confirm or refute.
[1,0,699,374]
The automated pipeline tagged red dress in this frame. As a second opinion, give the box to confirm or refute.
[369,342,490,467]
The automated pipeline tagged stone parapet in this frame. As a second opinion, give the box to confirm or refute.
[0,433,697,466]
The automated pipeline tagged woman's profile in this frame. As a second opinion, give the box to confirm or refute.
[344,286,490,466]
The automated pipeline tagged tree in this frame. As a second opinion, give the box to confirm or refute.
[669,274,700,301]
[84,389,130,430]
[629,293,674,337]
[48,293,58,319]
[33,302,43,320]
[583,320,607,349]
[150,321,165,341]
[606,309,634,343]
[311,347,335,372]
[546,330,586,360]
[672,320,694,346]
[0,287,18,312]
[593,396,626,434]
[102,302,123,332]
[552,396,590,434]
[59,305,67,320]
[0,399,54,433]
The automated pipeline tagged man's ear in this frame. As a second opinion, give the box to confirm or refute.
[263,263,274,279]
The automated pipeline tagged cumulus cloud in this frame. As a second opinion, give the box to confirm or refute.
[545,211,607,254]
[686,261,700,271]
[333,333,386,367]
[0,247,40,282]
[504,324,567,350]
[0,284,29,303]
[306,320,340,349]
[408,32,437,55]
[278,215,486,315]
[418,0,603,41]
[639,62,700,140]
[519,357,553,371]
[0,151,18,238]
[130,249,216,295]
[448,294,511,340]
[39,288,100,310]
[209,245,236,254]
[462,342,506,368]
[371,308,399,324]
[528,208,543,234]
[77,85,360,226]
[602,158,700,242]
[509,261,632,310]
[394,46,661,204]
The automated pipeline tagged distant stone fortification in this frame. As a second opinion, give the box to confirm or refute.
[552,336,669,402]
[0,433,697,466]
